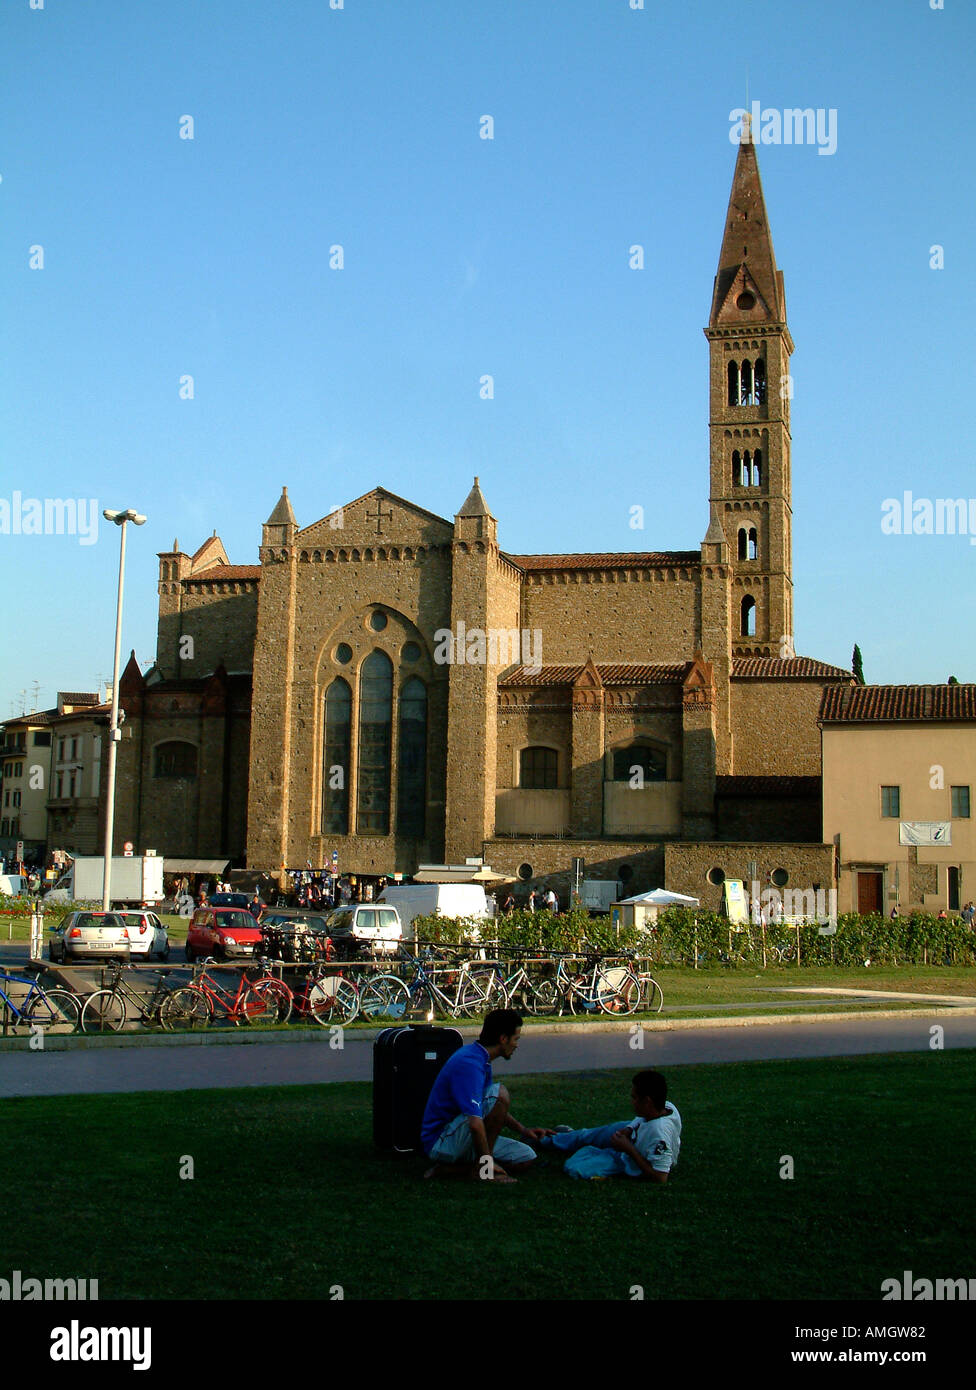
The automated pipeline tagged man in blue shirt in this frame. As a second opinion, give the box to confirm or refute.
[421,1009,552,1183]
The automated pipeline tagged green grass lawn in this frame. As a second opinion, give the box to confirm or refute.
[4,1050,972,1301]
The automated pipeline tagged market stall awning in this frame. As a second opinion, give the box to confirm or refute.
[163,859,231,874]
[412,865,508,884]
[616,889,700,907]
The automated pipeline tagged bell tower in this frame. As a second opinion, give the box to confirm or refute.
[704,119,794,658]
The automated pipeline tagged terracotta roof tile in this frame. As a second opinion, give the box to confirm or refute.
[504,552,700,571]
[733,657,854,679]
[819,684,976,724]
[499,662,688,688]
[183,565,261,583]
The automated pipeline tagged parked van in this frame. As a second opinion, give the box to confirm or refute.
[323,903,403,956]
[375,883,491,938]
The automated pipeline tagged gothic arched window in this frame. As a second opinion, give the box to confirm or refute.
[357,650,393,834]
[322,678,351,834]
[738,528,749,561]
[396,677,427,837]
[752,449,762,487]
[727,361,740,407]
[153,741,197,778]
[611,744,667,783]
[747,527,758,560]
[740,359,754,405]
[732,449,740,487]
[520,747,558,789]
[741,595,757,637]
[754,359,767,405]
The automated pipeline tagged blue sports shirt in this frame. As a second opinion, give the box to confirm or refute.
[420,1042,492,1152]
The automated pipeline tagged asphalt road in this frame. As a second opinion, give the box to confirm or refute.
[3,1013,974,1098]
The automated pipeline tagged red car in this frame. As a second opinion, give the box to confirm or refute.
[185,907,263,962]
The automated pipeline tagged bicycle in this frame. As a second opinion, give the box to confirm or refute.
[395,945,496,1019]
[161,961,282,1029]
[602,953,665,1014]
[500,954,559,1015]
[290,966,360,1026]
[80,962,180,1034]
[550,954,620,1015]
[0,970,80,1035]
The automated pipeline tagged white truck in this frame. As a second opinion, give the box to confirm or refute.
[580,879,621,914]
[375,883,491,939]
[44,855,165,906]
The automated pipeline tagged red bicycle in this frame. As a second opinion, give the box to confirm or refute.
[161,961,291,1029]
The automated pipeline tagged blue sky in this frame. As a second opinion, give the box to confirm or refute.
[2,0,974,715]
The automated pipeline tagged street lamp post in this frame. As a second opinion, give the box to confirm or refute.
[101,508,147,912]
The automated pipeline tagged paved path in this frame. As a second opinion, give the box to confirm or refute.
[3,1013,974,1098]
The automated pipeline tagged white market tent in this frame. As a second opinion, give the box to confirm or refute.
[611,888,700,930]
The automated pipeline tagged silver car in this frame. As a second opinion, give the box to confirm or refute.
[48,911,132,963]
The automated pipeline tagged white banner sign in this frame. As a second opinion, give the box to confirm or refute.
[899,822,951,846]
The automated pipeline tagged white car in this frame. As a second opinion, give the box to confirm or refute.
[117,910,170,960]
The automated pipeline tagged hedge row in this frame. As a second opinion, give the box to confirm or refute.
[411,906,976,968]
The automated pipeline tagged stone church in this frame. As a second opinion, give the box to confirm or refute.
[115,134,854,904]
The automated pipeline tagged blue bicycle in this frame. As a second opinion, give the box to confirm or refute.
[0,971,81,1034]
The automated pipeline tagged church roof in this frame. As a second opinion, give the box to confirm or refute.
[183,565,261,583]
[499,662,689,688]
[819,684,976,724]
[266,487,297,526]
[504,551,700,571]
[457,476,492,518]
[709,127,785,326]
[733,657,853,680]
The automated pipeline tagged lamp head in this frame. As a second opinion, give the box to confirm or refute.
[102,508,147,526]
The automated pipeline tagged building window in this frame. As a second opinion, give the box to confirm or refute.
[950,786,970,818]
[153,741,198,778]
[517,862,533,881]
[33,731,51,746]
[740,595,756,637]
[611,744,667,783]
[12,790,21,808]
[520,747,558,789]
[948,866,961,911]
[322,678,351,834]
[740,359,753,405]
[727,361,739,407]
[754,359,766,405]
[707,866,725,885]
[356,650,393,834]
[881,786,900,818]
[752,449,762,486]
[397,677,427,837]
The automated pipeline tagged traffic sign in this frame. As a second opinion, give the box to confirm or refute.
[123,841,134,858]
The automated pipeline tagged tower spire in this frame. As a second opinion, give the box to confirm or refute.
[709,132,784,327]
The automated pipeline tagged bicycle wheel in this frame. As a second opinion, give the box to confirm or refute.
[253,977,293,1025]
[596,967,638,1015]
[80,989,127,1033]
[640,976,664,1014]
[358,975,411,1021]
[26,987,81,1034]
[529,977,559,1016]
[240,984,278,1025]
[308,976,360,1026]
[466,965,507,1011]
[159,986,211,1030]
[457,976,491,1018]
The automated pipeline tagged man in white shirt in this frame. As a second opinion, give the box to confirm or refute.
[540,1070,681,1182]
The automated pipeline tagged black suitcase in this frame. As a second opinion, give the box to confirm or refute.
[373,1024,464,1154]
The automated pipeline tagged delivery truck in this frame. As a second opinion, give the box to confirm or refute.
[44,854,164,906]
[580,879,621,914]
[375,883,491,938]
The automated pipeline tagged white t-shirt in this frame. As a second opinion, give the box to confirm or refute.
[630,1104,681,1173]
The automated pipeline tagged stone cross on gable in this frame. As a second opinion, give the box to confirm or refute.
[365,499,393,535]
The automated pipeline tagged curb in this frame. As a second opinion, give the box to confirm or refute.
[3,1003,975,1052]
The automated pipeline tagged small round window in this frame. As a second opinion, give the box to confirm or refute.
[707,866,725,886]
[369,611,388,632]
[517,863,533,882]
[335,643,352,665]
[771,867,789,888]
[736,291,755,310]
[402,641,421,662]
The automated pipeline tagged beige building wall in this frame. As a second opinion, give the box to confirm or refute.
[823,725,975,913]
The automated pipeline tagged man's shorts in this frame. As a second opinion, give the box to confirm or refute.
[426,1083,537,1167]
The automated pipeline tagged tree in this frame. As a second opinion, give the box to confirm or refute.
[852,644,865,684]
[948,676,959,685]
